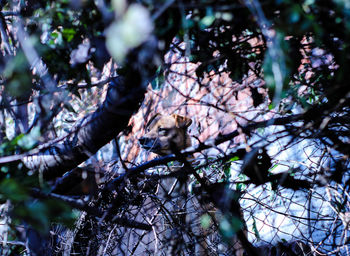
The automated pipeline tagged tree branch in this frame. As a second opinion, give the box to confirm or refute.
[22,39,159,180]
[105,113,304,191]
[31,188,152,231]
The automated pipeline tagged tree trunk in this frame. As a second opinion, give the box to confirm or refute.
[23,39,159,180]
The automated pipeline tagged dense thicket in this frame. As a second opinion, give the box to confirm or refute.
[0,0,349,255]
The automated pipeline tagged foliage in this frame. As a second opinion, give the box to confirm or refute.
[0,0,349,255]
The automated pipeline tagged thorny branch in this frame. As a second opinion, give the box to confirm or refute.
[31,188,152,231]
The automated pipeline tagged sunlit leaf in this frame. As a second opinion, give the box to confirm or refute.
[62,28,76,42]
[106,4,153,62]
[200,214,212,229]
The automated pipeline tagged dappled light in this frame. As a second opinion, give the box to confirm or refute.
[0,1,349,255]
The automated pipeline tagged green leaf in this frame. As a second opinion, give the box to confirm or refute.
[62,28,76,42]
[45,199,77,228]
[263,31,292,102]
[223,162,231,179]
[14,201,50,233]
[1,166,9,174]
[151,72,165,90]
[219,215,243,240]
[17,126,41,150]
[3,52,32,97]
[200,15,215,29]
[219,217,235,239]
[0,179,29,202]
[200,214,212,229]
[57,12,64,23]
[236,182,246,191]
[252,217,260,240]
[229,156,240,162]
[13,199,77,233]
[289,5,301,23]
[51,32,59,39]
[269,164,279,172]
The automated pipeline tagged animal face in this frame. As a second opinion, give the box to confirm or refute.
[139,114,192,155]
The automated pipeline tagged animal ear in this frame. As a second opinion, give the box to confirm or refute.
[172,114,192,128]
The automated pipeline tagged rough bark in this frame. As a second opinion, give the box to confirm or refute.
[23,39,159,180]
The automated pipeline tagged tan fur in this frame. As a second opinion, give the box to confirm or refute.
[139,114,246,256]
[139,114,192,155]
